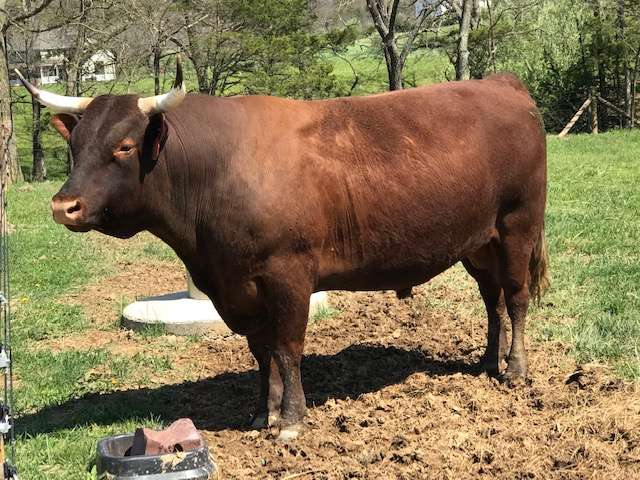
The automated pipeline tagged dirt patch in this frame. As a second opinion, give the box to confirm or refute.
[44,262,640,478]
[62,260,186,328]
[34,259,186,355]
[188,283,639,479]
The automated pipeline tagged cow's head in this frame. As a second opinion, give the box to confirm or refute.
[17,59,186,238]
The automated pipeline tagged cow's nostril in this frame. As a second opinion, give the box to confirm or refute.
[66,201,82,215]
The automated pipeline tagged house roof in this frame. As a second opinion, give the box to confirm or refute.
[7,28,74,51]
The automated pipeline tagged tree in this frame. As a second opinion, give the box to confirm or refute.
[169,0,345,98]
[55,1,127,171]
[1,0,55,185]
[170,0,242,95]
[117,1,186,95]
[0,6,21,185]
[366,0,444,90]
[455,0,473,80]
[18,1,48,181]
[239,0,348,98]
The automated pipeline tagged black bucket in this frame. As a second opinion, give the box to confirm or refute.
[96,434,216,479]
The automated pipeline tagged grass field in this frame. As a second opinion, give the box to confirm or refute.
[4,129,639,478]
[541,131,640,378]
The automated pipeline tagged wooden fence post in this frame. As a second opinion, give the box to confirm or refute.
[558,97,592,138]
[590,93,598,134]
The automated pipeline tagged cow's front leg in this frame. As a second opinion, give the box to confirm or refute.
[272,331,306,441]
[247,332,283,429]
[263,258,313,442]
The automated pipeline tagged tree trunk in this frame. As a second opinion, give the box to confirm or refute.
[30,97,45,181]
[631,47,640,126]
[365,0,406,91]
[21,11,46,183]
[618,0,631,127]
[153,45,161,95]
[194,65,209,93]
[456,0,473,80]
[471,0,481,29]
[183,10,209,93]
[63,61,81,174]
[590,92,598,134]
[384,44,403,91]
[592,0,608,130]
[0,23,23,185]
[63,0,88,174]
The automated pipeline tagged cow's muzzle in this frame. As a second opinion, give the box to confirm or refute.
[51,197,90,231]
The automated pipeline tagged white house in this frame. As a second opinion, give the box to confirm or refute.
[8,29,116,86]
[416,0,489,17]
[80,50,117,83]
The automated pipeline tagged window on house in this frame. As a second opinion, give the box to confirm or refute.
[94,61,104,75]
[42,66,56,78]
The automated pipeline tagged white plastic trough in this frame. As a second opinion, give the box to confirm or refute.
[122,271,329,336]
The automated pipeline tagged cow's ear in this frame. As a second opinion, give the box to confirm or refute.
[142,113,168,167]
[51,114,79,142]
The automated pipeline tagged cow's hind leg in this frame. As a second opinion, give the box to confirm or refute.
[497,209,538,382]
[463,243,509,375]
[247,331,283,429]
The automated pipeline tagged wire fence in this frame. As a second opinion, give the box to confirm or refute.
[1,120,17,477]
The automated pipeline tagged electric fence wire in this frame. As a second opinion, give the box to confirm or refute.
[1,125,16,470]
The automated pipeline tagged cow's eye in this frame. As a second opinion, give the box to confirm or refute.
[119,145,134,153]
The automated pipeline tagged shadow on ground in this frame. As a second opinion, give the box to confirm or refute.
[18,344,480,436]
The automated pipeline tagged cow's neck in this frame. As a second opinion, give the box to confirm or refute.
[142,117,223,269]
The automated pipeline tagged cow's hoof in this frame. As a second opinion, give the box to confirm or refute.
[277,423,304,442]
[250,412,280,430]
[501,362,528,386]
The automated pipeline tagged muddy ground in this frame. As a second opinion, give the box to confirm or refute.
[41,259,640,479]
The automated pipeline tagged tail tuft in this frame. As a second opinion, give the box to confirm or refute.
[529,224,550,304]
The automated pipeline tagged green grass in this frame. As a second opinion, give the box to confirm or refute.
[15,350,108,413]
[538,130,640,378]
[8,183,109,342]
[310,303,338,323]
[6,178,180,478]
[17,418,164,480]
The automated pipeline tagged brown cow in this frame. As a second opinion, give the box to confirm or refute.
[17,60,548,441]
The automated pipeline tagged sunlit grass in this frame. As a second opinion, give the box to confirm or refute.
[537,131,640,378]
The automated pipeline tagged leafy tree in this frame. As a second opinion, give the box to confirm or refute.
[0,0,56,184]
[446,0,640,132]
[365,0,445,90]
[170,0,348,98]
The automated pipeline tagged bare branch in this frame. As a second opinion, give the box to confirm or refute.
[400,0,446,65]
[2,0,55,32]
[387,0,401,37]
[366,0,389,39]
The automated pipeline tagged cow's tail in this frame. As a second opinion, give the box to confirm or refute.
[529,224,550,304]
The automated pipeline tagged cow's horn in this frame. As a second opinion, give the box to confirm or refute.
[14,69,93,114]
[138,56,186,115]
